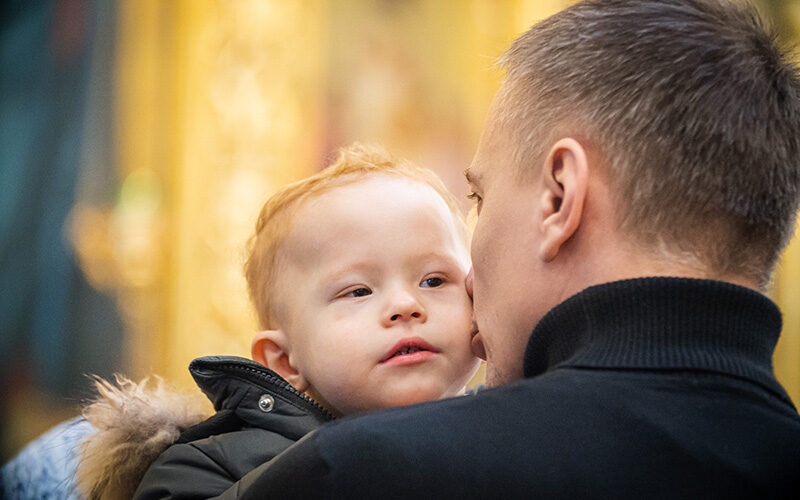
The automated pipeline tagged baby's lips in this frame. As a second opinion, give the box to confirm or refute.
[380,336,438,363]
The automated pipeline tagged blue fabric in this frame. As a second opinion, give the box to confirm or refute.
[1,417,94,499]
[0,0,123,402]
[0,0,89,391]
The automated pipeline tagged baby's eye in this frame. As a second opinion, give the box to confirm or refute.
[420,277,444,288]
[344,287,372,298]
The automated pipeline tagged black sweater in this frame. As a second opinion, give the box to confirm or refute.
[228,277,800,499]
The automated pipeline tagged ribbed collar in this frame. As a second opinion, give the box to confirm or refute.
[523,277,790,403]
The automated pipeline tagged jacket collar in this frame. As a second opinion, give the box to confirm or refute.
[523,277,791,404]
[189,356,334,440]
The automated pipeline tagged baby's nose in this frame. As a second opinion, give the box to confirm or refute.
[382,291,427,326]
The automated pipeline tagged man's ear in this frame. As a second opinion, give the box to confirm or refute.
[538,138,589,262]
[251,330,309,392]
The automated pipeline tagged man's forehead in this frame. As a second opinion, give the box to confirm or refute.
[466,111,519,187]
[465,140,499,186]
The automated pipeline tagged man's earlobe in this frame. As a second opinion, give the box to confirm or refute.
[251,330,309,391]
[538,138,589,262]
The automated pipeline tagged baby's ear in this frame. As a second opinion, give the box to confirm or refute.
[251,330,309,392]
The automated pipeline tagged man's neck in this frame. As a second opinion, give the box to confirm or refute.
[570,239,761,296]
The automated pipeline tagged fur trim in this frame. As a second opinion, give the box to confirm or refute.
[77,374,212,500]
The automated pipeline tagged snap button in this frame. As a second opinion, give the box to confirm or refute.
[258,394,274,413]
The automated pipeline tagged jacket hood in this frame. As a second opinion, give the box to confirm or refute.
[77,356,334,499]
[76,374,212,500]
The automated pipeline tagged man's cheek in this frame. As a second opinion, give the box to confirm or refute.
[469,228,482,264]
[470,223,491,274]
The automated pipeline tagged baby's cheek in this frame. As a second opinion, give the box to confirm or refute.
[451,298,482,382]
[322,370,378,416]
[442,284,473,317]
[457,283,474,312]
[454,295,476,338]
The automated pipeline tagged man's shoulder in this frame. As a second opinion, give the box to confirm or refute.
[322,367,800,445]
[315,371,595,456]
[238,368,800,498]
[317,367,800,474]
[326,368,615,427]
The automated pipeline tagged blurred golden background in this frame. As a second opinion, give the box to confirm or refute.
[2,0,800,459]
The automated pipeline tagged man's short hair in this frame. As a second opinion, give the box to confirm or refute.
[244,143,468,330]
[499,0,800,286]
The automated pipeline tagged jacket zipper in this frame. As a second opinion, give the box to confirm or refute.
[217,362,336,421]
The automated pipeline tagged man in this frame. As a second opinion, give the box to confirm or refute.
[230,0,800,497]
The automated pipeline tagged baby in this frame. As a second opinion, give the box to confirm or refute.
[244,143,479,416]
[78,144,480,499]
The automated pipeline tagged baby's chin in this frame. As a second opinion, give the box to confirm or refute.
[377,383,462,410]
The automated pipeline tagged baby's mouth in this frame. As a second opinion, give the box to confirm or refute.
[390,345,425,357]
[380,337,439,363]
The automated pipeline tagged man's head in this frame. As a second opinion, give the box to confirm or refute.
[246,144,479,415]
[466,0,800,385]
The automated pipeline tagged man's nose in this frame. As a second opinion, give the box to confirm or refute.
[465,267,474,299]
[382,288,426,327]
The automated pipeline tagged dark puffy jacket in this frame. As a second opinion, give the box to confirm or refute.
[133,356,334,499]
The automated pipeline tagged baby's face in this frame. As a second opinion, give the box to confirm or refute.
[275,175,480,415]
